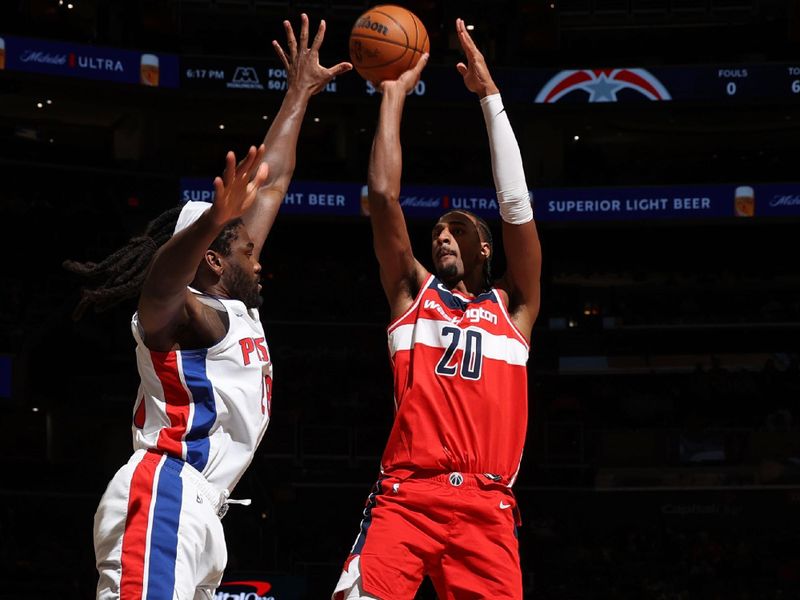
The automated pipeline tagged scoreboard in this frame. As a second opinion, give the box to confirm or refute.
[2,34,797,104]
[180,55,800,105]
[525,63,800,104]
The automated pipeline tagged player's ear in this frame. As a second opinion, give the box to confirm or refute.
[204,249,225,276]
[480,242,491,260]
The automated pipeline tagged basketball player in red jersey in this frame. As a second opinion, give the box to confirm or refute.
[333,19,541,600]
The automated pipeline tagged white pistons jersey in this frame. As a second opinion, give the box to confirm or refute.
[130,291,272,493]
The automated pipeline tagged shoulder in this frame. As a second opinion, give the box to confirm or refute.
[386,263,434,321]
[490,279,533,343]
[490,279,511,308]
[169,292,233,351]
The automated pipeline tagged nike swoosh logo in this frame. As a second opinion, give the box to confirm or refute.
[499,501,512,509]
[438,283,471,302]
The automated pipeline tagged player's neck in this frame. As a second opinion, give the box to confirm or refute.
[204,282,233,300]
[442,273,487,298]
[191,273,230,300]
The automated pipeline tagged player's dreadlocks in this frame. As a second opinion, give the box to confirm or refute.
[64,206,243,320]
[63,206,182,320]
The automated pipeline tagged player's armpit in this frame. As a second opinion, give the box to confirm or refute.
[495,270,540,342]
[378,259,428,321]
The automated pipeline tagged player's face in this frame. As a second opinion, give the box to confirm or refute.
[222,226,262,308]
[431,213,483,284]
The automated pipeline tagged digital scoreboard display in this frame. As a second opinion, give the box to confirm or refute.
[180,55,800,105]
[527,64,800,104]
[3,34,797,104]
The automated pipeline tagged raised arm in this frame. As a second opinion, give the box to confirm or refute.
[138,147,268,346]
[455,18,541,339]
[369,55,430,318]
[244,14,352,257]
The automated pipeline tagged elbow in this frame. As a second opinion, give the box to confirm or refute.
[367,161,400,206]
[260,173,292,198]
[367,184,398,208]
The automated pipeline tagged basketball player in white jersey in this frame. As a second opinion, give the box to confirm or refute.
[67,16,352,600]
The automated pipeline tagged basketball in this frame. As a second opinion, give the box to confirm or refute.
[349,5,430,84]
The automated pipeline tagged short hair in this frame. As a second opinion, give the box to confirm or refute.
[439,209,494,289]
[209,218,243,256]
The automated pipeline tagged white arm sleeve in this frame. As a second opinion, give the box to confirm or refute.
[480,93,533,225]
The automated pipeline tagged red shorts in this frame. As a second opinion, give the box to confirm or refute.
[333,472,522,600]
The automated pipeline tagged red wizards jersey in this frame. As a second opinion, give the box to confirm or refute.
[382,274,530,486]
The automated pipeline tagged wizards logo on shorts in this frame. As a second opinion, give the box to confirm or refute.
[535,68,671,103]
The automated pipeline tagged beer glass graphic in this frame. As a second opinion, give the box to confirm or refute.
[140,53,159,86]
[360,184,370,216]
[0,37,6,71]
[734,185,754,217]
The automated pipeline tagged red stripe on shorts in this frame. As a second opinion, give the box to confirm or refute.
[120,453,161,600]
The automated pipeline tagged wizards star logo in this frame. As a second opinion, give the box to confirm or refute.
[535,68,671,103]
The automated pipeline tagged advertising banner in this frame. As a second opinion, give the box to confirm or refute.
[179,179,499,220]
[3,35,798,104]
[180,178,362,216]
[180,178,800,222]
[537,184,724,221]
[536,182,800,221]
[0,34,179,87]
[215,574,305,600]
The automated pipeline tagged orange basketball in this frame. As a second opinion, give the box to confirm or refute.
[349,5,429,84]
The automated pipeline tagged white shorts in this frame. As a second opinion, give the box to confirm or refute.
[93,449,227,600]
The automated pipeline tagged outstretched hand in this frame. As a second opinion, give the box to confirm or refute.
[273,13,353,96]
[455,18,499,98]
[379,52,429,96]
[210,145,269,225]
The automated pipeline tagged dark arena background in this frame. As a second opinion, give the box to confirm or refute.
[2,1,800,598]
